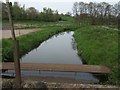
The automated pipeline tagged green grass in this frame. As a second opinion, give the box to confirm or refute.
[2,25,80,62]
[61,15,74,22]
[3,19,76,30]
[108,25,118,29]
[2,19,119,85]
[74,25,119,85]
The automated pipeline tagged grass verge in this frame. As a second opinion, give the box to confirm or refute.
[74,25,119,85]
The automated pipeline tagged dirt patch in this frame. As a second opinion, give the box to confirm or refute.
[2,78,47,89]
[22,76,83,84]
[2,29,40,39]
[1,77,118,89]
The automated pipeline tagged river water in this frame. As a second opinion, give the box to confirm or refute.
[21,31,82,64]
[3,31,99,83]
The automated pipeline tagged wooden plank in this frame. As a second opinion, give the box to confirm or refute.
[0,63,111,74]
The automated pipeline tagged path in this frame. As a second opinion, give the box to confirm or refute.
[2,29,39,39]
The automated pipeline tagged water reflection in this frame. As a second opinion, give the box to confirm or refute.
[71,38,77,51]
[2,70,99,83]
[19,31,99,83]
[21,31,82,64]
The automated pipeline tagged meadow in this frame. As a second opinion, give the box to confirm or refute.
[2,19,119,85]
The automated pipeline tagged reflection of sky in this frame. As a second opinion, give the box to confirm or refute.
[21,31,82,64]
[2,0,119,14]
[1,30,99,83]
[2,70,99,83]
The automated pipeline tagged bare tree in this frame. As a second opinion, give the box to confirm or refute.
[72,2,79,16]
[72,1,119,25]
[79,2,84,14]
[72,2,80,24]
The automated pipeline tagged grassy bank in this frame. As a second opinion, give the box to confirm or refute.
[2,25,79,62]
[74,26,119,85]
[2,20,119,85]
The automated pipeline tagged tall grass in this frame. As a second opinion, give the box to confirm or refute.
[2,25,80,62]
[74,26,119,85]
[2,21,119,85]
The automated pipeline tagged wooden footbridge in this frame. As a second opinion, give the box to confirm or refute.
[0,63,111,74]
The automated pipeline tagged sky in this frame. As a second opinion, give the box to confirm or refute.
[1,0,120,14]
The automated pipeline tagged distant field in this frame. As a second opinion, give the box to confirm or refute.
[2,15,74,29]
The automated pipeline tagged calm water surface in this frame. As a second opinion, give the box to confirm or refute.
[2,31,99,83]
[21,32,82,64]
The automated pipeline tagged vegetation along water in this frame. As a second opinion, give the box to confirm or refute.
[2,1,120,86]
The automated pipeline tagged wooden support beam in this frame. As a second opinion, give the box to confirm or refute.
[1,63,111,74]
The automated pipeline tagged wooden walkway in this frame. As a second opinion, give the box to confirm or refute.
[0,63,111,74]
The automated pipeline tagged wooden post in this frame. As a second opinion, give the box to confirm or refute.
[118,13,120,87]
[6,0,21,87]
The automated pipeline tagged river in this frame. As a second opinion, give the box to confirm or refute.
[4,31,99,83]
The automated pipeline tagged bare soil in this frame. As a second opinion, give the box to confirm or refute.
[2,29,39,39]
[1,77,119,89]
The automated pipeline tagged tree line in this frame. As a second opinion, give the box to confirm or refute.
[72,1,120,25]
[2,2,61,22]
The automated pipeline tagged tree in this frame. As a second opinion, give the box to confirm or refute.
[2,1,61,22]
[39,7,60,22]
[2,2,8,20]
[65,12,72,16]
[73,2,80,24]
[73,2,79,16]
[72,1,119,25]
[12,2,22,20]
[26,7,39,20]
[79,2,84,14]
[20,4,27,20]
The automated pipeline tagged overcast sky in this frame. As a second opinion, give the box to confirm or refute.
[2,0,120,14]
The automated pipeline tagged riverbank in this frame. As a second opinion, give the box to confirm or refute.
[74,25,119,85]
[2,25,79,62]
[2,77,118,89]
[2,22,119,85]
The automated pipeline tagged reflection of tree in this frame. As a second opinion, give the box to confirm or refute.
[60,32,64,35]
[54,32,64,37]
[55,34,58,37]
[71,38,77,50]
[67,31,70,34]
